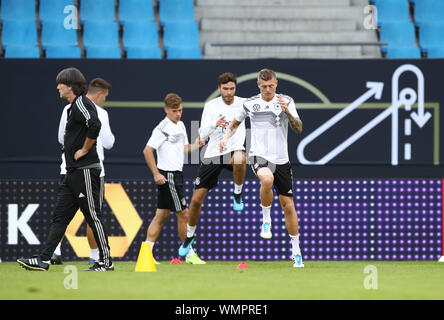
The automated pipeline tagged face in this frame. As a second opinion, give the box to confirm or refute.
[218,81,236,105]
[258,78,278,102]
[57,83,73,100]
[165,105,183,123]
[94,89,109,106]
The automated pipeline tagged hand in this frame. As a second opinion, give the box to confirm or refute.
[215,116,229,129]
[195,136,206,147]
[74,148,88,161]
[154,173,167,185]
[219,138,228,152]
[277,96,289,114]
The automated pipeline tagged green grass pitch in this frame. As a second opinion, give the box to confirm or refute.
[1,261,443,300]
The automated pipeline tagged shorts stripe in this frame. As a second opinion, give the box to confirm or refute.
[168,173,182,212]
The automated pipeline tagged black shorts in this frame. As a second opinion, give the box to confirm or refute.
[194,151,244,190]
[249,156,294,197]
[157,170,187,212]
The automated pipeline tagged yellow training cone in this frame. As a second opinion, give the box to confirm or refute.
[135,242,156,272]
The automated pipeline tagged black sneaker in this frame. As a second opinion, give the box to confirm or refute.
[84,262,114,271]
[50,253,63,265]
[17,256,49,271]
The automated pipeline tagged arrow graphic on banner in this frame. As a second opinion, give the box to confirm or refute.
[297,82,386,165]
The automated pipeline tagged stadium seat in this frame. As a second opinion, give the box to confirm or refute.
[83,21,119,47]
[119,0,155,25]
[414,0,444,24]
[385,46,421,58]
[418,23,444,49]
[163,22,200,49]
[166,46,202,59]
[45,46,82,58]
[159,0,195,25]
[379,22,417,53]
[5,45,40,58]
[122,21,159,49]
[1,20,38,47]
[85,45,121,58]
[41,21,78,48]
[80,0,116,22]
[39,0,75,22]
[0,0,36,21]
[126,46,162,59]
[426,47,444,58]
[375,0,411,25]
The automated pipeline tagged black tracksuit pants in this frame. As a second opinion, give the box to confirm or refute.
[39,168,111,266]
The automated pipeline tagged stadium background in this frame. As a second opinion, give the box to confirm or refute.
[0,0,443,264]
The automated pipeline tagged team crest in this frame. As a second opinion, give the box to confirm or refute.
[181,198,187,206]
[194,177,200,185]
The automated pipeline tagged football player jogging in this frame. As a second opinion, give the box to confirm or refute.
[220,69,304,268]
[51,78,115,265]
[178,72,247,259]
[143,93,206,264]
[17,67,113,271]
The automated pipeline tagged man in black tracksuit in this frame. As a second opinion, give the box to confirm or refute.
[17,68,113,271]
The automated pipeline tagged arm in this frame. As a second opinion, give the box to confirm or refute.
[74,137,97,160]
[219,118,241,152]
[185,136,205,154]
[278,96,303,134]
[143,145,166,185]
[73,98,102,160]
[58,105,69,145]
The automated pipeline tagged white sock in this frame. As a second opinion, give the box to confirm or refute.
[234,183,243,194]
[261,204,272,223]
[54,242,62,256]
[146,241,155,251]
[187,224,196,238]
[290,234,301,256]
[186,246,196,259]
[90,248,99,261]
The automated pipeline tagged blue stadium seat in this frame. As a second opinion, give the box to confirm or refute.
[122,21,158,49]
[159,0,195,25]
[0,0,36,21]
[1,20,38,47]
[163,22,200,49]
[385,46,421,58]
[126,46,162,59]
[83,21,119,47]
[85,45,121,58]
[39,0,75,22]
[119,0,155,25]
[418,23,444,49]
[41,21,78,48]
[375,0,411,25]
[46,46,82,58]
[414,0,444,23]
[166,46,202,59]
[5,45,40,58]
[426,47,444,58]
[80,0,116,22]
[379,22,417,53]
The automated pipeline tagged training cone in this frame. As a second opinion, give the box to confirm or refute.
[135,242,156,272]
[170,258,182,264]
[236,262,249,269]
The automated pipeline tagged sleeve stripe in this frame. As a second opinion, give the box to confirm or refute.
[76,96,91,121]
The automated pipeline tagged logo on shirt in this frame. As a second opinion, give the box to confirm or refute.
[253,104,261,112]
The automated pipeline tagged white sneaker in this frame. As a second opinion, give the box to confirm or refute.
[292,254,304,268]
[260,222,272,239]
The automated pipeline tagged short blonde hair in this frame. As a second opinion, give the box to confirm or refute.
[164,93,182,108]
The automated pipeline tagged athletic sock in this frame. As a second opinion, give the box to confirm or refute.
[90,248,99,261]
[290,234,301,256]
[147,241,155,251]
[187,224,196,238]
[54,242,62,256]
[234,183,243,194]
[261,204,272,223]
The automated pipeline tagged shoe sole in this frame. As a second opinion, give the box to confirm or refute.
[185,260,206,265]
[17,260,47,271]
[260,233,272,239]
[293,264,305,268]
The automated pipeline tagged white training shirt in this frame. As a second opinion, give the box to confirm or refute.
[236,93,299,165]
[146,117,189,172]
[59,103,115,177]
[199,96,246,159]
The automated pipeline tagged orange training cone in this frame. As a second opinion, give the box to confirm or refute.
[236,262,249,269]
[170,258,182,264]
[135,242,156,272]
